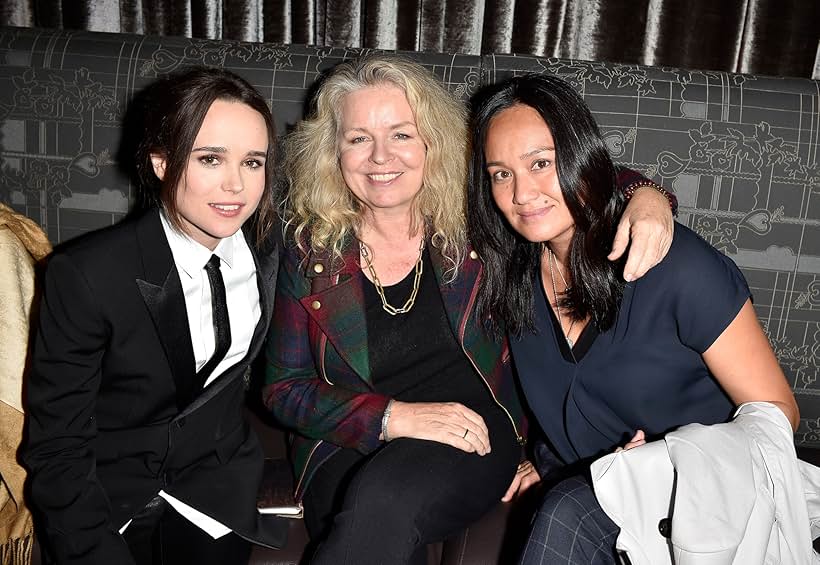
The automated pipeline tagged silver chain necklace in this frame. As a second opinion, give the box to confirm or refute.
[547,248,576,347]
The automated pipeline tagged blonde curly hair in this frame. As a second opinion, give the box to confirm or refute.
[283,54,468,280]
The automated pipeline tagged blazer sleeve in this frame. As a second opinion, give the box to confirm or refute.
[24,253,135,565]
[263,247,389,454]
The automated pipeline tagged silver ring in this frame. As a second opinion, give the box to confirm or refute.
[463,428,469,439]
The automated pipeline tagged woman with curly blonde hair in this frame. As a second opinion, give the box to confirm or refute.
[264,54,676,565]
[284,55,468,279]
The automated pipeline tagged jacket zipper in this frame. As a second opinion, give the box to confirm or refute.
[293,440,322,501]
[317,272,340,385]
[319,335,332,385]
[296,270,340,499]
[458,273,523,445]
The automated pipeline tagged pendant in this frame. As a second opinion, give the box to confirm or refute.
[566,337,574,348]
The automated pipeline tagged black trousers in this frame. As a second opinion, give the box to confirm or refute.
[303,408,520,565]
[122,496,251,565]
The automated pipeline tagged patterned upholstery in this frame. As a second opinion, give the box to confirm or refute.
[1,27,819,447]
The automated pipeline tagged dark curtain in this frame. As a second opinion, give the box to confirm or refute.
[2,0,818,78]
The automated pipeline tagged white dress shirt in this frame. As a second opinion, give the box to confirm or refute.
[121,211,261,538]
[160,211,261,387]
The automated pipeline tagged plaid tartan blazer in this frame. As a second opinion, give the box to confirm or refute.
[263,236,526,501]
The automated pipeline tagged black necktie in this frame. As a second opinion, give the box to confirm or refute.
[197,254,232,388]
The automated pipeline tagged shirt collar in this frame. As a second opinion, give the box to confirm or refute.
[159,210,238,278]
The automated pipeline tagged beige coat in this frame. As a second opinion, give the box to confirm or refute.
[0,203,51,565]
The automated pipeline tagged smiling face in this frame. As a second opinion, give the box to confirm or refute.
[484,104,575,248]
[152,99,268,250]
[337,85,427,218]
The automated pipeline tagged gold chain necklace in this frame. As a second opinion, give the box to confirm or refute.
[359,237,425,316]
[548,248,576,347]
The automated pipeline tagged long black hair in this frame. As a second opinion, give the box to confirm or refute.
[468,73,626,337]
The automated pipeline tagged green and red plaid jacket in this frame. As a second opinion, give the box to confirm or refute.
[263,237,526,501]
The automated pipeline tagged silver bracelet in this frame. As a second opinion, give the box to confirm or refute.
[381,399,394,442]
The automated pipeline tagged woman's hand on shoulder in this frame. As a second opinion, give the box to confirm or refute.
[501,459,540,502]
[609,186,674,282]
[387,401,491,455]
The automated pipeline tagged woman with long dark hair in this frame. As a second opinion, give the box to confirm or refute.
[468,74,799,564]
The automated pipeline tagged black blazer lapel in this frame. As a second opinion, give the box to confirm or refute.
[134,211,197,410]
[250,228,280,358]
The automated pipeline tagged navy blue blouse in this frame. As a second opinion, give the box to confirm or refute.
[511,223,751,464]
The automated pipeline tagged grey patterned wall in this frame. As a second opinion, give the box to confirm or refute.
[1,27,819,445]
[0,27,480,243]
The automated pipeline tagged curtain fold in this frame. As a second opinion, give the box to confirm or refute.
[1,0,818,78]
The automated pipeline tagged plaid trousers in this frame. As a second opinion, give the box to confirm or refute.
[518,475,621,565]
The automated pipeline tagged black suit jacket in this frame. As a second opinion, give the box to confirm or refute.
[25,210,285,564]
